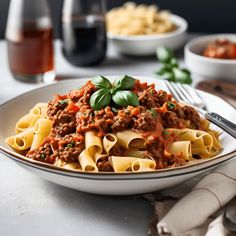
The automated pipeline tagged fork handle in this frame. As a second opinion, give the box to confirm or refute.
[205,112,236,139]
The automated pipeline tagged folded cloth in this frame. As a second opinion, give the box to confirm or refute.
[205,214,233,236]
[156,158,236,236]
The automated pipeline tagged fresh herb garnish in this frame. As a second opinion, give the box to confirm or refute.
[67,141,75,148]
[59,99,69,105]
[167,102,176,110]
[112,90,139,107]
[40,153,46,159]
[163,130,170,135]
[111,107,118,113]
[155,47,192,84]
[92,76,112,90]
[90,75,139,110]
[148,108,157,118]
[113,75,135,91]
[90,89,111,110]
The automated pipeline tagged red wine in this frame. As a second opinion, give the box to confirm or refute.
[62,17,107,67]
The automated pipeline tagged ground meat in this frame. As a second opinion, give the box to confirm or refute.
[156,90,170,106]
[69,81,96,104]
[52,110,76,136]
[162,111,183,128]
[133,111,157,131]
[27,142,56,164]
[182,106,201,128]
[97,161,113,172]
[59,142,85,163]
[109,144,126,156]
[146,141,165,168]
[166,154,186,167]
[47,100,68,118]
[111,112,133,132]
[174,106,185,119]
[139,91,160,108]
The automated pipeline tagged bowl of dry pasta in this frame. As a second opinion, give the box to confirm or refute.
[106,3,188,56]
[0,76,235,195]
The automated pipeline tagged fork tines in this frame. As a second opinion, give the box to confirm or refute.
[164,81,206,110]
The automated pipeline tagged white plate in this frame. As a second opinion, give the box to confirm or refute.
[0,76,235,195]
[108,15,188,56]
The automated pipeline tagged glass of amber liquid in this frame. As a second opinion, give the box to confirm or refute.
[5,0,55,83]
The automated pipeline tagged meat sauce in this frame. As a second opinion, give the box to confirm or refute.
[203,39,236,59]
[27,80,203,171]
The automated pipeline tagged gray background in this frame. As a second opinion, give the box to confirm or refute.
[1,0,236,38]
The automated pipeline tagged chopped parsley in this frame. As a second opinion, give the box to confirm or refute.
[111,107,118,113]
[149,108,157,118]
[40,153,46,159]
[163,130,170,135]
[67,141,75,148]
[59,99,69,105]
[167,102,176,110]
[149,90,154,95]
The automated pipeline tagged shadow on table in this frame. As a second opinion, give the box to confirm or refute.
[43,181,153,234]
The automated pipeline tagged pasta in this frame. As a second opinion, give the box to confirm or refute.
[85,131,103,157]
[31,118,52,150]
[5,77,222,173]
[106,2,176,36]
[103,133,117,153]
[5,128,34,151]
[79,149,98,172]
[166,128,221,158]
[109,156,156,172]
[167,141,192,161]
[116,130,145,149]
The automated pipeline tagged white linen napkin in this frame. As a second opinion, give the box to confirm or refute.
[156,158,236,236]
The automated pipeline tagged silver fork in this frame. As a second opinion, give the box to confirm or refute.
[165,81,236,139]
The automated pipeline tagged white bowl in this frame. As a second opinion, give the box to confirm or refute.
[107,15,188,56]
[0,76,235,195]
[185,34,236,82]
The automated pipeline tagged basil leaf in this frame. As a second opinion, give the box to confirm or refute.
[156,47,173,63]
[182,68,191,75]
[161,71,175,82]
[156,64,172,76]
[113,75,136,91]
[170,58,178,67]
[112,90,139,107]
[90,89,111,110]
[173,68,192,84]
[92,76,112,90]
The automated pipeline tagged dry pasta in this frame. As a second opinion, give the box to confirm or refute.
[106,2,176,36]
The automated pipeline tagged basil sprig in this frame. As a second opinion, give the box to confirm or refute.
[92,76,112,90]
[155,47,192,84]
[90,75,139,110]
[90,89,111,110]
[112,90,139,107]
[113,75,135,91]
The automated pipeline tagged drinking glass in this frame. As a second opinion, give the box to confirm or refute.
[6,0,55,83]
[62,0,107,67]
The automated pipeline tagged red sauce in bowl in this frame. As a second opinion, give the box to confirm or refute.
[203,39,236,59]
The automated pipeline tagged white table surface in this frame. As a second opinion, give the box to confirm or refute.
[0,38,199,236]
